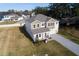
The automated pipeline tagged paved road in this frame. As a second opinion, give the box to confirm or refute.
[0,23,22,28]
[51,34,79,56]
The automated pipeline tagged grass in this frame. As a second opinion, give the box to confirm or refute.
[0,27,76,56]
[59,27,79,44]
[34,41,76,56]
[0,21,17,25]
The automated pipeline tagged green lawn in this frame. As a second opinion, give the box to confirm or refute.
[0,27,76,56]
[0,21,17,25]
[59,27,79,44]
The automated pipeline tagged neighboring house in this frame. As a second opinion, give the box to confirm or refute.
[60,18,71,25]
[1,14,24,21]
[71,16,79,25]
[60,16,79,26]
[25,14,59,42]
[22,14,30,20]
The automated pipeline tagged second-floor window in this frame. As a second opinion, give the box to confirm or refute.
[37,24,39,27]
[33,25,35,28]
[48,23,54,26]
[51,23,54,26]
[42,23,45,26]
[48,23,51,26]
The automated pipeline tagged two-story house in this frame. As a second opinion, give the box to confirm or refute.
[25,14,59,42]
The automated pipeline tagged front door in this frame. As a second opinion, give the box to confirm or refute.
[45,33,49,39]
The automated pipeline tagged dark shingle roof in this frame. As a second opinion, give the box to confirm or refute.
[31,27,49,34]
[71,16,79,20]
[27,14,51,23]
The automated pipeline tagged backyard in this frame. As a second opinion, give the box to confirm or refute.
[59,26,79,44]
[0,27,76,56]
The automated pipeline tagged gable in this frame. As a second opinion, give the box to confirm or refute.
[47,18,55,23]
[32,20,41,24]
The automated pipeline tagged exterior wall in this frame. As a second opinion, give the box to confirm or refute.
[2,16,11,21]
[54,21,59,33]
[3,15,15,19]
[41,22,45,28]
[33,31,50,41]
[25,15,30,19]
[31,20,41,29]
[18,17,23,21]
[31,20,46,30]
[25,21,35,41]
[1,15,19,21]
[46,19,59,35]
[49,21,59,36]
[46,19,55,28]
[46,22,55,28]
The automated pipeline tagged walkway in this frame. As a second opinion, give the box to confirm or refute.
[51,34,79,56]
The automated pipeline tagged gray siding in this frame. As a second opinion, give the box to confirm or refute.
[34,31,50,41]
[31,20,45,29]
[25,21,35,41]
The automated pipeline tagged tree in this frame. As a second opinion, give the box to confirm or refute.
[72,3,79,16]
[23,10,28,15]
[8,9,15,13]
[48,3,72,18]
[32,6,48,15]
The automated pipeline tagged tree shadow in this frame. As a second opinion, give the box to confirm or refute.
[19,25,33,43]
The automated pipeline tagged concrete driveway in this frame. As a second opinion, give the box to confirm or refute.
[51,34,79,56]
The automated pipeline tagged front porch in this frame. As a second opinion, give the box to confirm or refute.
[34,32,52,41]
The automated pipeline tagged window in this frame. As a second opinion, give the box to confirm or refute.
[33,25,35,28]
[36,34,38,38]
[37,24,39,27]
[56,22,57,24]
[42,23,45,26]
[51,23,54,26]
[39,34,41,37]
[45,33,46,36]
[48,23,50,26]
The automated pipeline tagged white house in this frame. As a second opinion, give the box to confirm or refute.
[25,14,59,42]
[1,14,24,21]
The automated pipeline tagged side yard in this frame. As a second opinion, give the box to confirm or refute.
[59,27,79,44]
[0,27,76,56]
